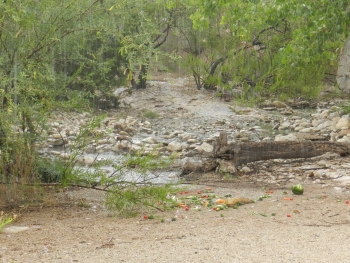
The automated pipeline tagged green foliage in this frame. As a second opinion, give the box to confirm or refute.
[0,211,16,230]
[105,183,179,217]
[35,158,62,183]
[143,110,159,119]
[188,0,350,99]
[341,104,350,114]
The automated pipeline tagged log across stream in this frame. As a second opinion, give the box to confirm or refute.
[214,132,349,166]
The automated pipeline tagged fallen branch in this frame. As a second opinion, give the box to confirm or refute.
[213,131,349,168]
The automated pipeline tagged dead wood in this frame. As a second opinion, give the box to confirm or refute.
[213,132,349,168]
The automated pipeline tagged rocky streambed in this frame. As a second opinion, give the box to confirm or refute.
[39,75,350,189]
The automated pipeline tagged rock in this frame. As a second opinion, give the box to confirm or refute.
[263,107,277,111]
[275,134,298,142]
[273,101,288,108]
[113,86,130,96]
[83,156,95,166]
[167,141,182,152]
[59,153,70,159]
[119,131,130,136]
[337,136,350,143]
[84,145,96,153]
[179,132,194,141]
[312,119,326,127]
[180,143,189,150]
[317,120,333,130]
[287,100,311,109]
[335,115,350,130]
[52,133,62,139]
[142,137,157,144]
[140,127,153,134]
[320,110,330,118]
[329,111,341,119]
[116,135,131,143]
[97,139,109,144]
[299,127,315,133]
[51,138,68,146]
[241,166,251,173]
[195,142,213,156]
[117,142,129,149]
[278,121,291,130]
[129,144,142,153]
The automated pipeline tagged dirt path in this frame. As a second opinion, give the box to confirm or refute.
[1,183,350,262]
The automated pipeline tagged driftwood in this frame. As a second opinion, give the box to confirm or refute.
[213,132,349,168]
[182,131,349,177]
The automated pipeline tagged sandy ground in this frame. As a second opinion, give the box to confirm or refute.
[2,180,350,263]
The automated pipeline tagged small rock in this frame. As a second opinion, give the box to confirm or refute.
[187,139,197,144]
[195,142,213,155]
[142,137,157,144]
[273,101,288,108]
[1,226,29,234]
[167,141,182,152]
[278,121,291,130]
[241,166,251,173]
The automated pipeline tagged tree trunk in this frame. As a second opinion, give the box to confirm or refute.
[214,134,349,168]
[131,64,147,89]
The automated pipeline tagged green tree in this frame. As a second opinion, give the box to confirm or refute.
[189,0,350,98]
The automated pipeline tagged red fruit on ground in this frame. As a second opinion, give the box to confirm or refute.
[287,214,291,217]
[144,215,148,219]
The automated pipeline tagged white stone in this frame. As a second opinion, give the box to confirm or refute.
[241,166,251,173]
[142,137,157,144]
[299,127,314,133]
[273,101,288,108]
[275,134,298,142]
[83,156,95,166]
[167,141,182,152]
[320,110,330,118]
[278,121,291,130]
[195,142,213,154]
[338,136,350,143]
[336,115,350,130]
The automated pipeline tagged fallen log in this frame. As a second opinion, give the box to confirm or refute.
[213,132,349,167]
